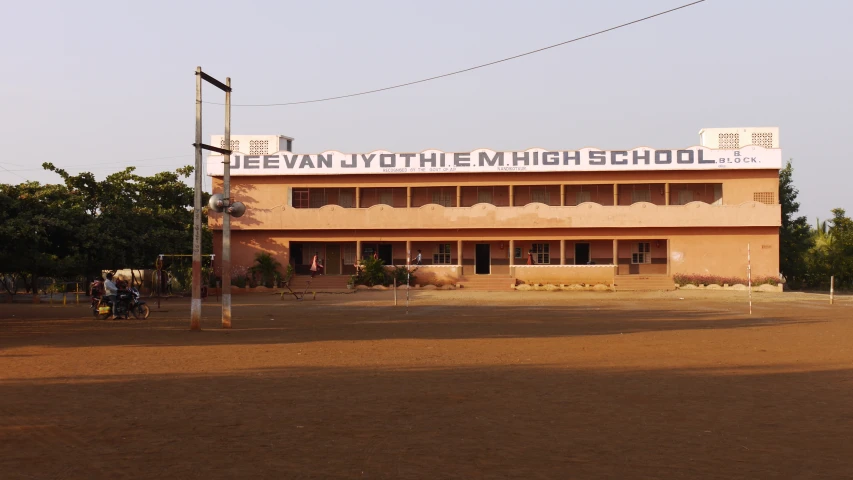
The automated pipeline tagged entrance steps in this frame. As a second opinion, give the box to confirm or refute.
[614,275,676,291]
[290,275,350,290]
[457,275,516,291]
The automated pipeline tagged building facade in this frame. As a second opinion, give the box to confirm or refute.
[207,128,782,289]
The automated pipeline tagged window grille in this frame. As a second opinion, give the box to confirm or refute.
[751,132,773,148]
[434,243,452,264]
[220,139,240,152]
[477,189,493,204]
[677,190,694,205]
[532,243,550,264]
[632,242,651,264]
[292,189,309,208]
[718,133,740,149]
[753,192,775,205]
[632,189,651,203]
[249,140,269,155]
[531,188,550,204]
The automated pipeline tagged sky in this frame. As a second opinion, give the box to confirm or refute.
[1,0,850,223]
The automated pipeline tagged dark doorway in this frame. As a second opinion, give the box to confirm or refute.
[475,244,491,274]
[325,244,341,275]
[291,243,305,274]
[575,243,590,265]
[378,244,393,265]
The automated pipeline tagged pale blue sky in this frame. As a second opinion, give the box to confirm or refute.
[1,0,850,223]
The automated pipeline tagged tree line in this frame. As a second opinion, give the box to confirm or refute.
[0,164,211,295]
[780,161,853,289]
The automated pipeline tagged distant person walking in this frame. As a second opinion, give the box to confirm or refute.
[310,251,323,278]
[415,250,423,265]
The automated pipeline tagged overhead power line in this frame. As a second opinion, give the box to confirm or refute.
[205,0,705,107]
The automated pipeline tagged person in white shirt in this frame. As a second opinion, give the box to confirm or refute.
[104,273,118,319]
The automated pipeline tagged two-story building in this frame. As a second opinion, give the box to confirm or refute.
[207,127,781,290]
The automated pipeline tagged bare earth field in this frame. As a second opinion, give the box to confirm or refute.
[1,290,852,479]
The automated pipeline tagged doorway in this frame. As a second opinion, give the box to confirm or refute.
[378,244,393,265]
[325,244,341,275]
[291,243,305,274]
[575,243,590,265]
[475,244,491,274]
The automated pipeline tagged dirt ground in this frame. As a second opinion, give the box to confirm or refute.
[1,290,852,480]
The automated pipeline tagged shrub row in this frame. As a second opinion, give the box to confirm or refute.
[673,273,780,287]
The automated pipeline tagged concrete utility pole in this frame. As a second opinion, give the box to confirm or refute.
[222,77,232,328]
[192,67,234,331]
[192,67,203,330]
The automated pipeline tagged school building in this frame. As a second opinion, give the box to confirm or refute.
[207,127,782,290]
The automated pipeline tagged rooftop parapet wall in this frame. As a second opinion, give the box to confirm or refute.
[208,202,781,231]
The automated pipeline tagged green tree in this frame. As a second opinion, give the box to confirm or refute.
[824,209,853,288]
[778,160,813,286]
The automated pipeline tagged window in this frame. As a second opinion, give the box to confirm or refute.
[531,188,550,204]
[532,243,550,264]
[342,244,356,265]
[309,190,327,208]
[632,189,651,203]
[713,184,723,205]
[339,191,354,208]
[432,191,453,207]
[293,189,309,209]
[632,242,651,264]
[477,189,492,204]
[753,192,775,205]
[434,244,452,264]
[677,190,694,205]
[576,191,591,204]
[379,190,394,206]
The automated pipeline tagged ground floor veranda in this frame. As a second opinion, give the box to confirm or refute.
[213,227,780,287]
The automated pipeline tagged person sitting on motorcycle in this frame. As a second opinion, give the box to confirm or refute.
[104,273,118,319]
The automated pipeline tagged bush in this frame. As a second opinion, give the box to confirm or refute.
[389,265,417,286]
[673,273,779,287]
[353,257,386,286]
[232,275,247,288]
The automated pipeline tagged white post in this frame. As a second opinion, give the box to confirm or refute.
[394,278,397,306]
[406,249,410,313]
[747,243,752,315]
[830,275,834,305]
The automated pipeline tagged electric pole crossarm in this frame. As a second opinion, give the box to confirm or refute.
[193,143,232,156]
[196,71,232,92]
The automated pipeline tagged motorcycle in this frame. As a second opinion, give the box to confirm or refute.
[91,284,150,320]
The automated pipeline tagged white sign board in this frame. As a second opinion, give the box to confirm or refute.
[206,146,782,176]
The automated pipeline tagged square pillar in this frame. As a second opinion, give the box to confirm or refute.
[355,187,361,208]
[406,240,412,265]
[509,185,514,207]
[456,185,462,207]
[406,186,412,208]
[560,239,565,265]
[665,183,670,206]
[560,185,565,206]
[509,239,514,266]
[613,184,619,206]
[356,240,362,262]
[457,240,463,267]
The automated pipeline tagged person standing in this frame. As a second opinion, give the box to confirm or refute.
[527,249,535,265]
[416,249,423,265]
